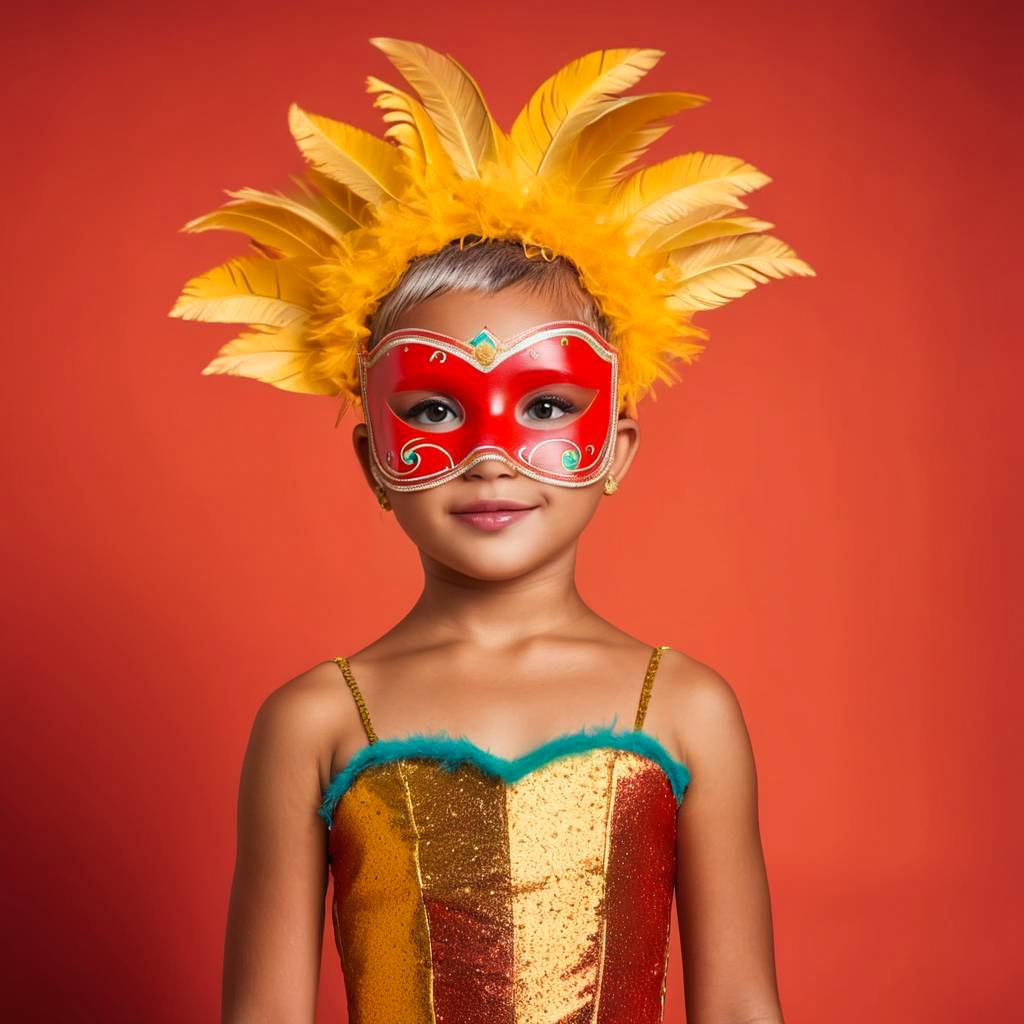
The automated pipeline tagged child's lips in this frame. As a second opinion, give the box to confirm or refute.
[450,506,538,531]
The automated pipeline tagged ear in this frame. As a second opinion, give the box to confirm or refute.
[607,411,640,484]
[351,422,386,496]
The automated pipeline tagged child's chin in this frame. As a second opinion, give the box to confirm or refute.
[444,546,549,581]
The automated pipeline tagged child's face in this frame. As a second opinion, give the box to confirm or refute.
[351,283,640,582]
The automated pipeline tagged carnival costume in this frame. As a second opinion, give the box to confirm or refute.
[170,38,812,1021]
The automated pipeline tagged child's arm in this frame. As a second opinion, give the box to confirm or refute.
[221,677,332,1024]
[673,668,785,1024]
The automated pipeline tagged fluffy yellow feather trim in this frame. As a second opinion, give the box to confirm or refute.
[169,38,815,419]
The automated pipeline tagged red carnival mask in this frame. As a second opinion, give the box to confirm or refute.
[358,321,619,491]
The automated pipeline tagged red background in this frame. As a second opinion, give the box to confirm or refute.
[2,1,1019,1020]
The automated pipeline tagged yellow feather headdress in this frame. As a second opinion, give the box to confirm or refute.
[169,38,815,419]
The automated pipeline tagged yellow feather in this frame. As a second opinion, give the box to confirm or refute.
[168,256,313,327]
[299,170,371,227]
[202,324,337,395]
[510,48,664,176]
[639,213,774,256]
[567,91,709,194]
[370,37,504,179]
[366,76,424,164]
[181,187,346,259]
[668,234,816,311]
[614,152,771,226]
[288,103,405,204]
[365,75,454,174]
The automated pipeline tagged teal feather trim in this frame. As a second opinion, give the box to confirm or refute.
[318,720,691,826]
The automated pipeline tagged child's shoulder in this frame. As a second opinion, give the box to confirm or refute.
[656,647,738,706]
[247,659,364,788]
[256,658,349,720]
[647,648,750,767]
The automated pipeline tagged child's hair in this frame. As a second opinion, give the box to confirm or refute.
[368,238,613,348]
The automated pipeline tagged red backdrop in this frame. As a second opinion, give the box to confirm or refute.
[2,1,1019,1020]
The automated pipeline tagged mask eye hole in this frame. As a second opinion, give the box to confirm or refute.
[519,384,597,428]
[389,392,464,430]
[526,394,575,421]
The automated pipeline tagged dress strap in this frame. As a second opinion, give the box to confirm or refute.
[333,655,378,744]
[634,645,671,730]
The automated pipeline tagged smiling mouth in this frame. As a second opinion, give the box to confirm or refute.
[450,503,539,532]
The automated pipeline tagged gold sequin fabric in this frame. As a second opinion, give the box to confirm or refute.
[325,745,682,1024]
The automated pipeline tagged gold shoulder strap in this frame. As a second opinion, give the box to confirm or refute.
[634,645,671,730]
[333,655,378,744]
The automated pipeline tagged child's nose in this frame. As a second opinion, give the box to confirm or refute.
[463,453,519,481]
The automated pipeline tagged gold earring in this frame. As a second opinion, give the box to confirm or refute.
[374,484,393,511]
[603,472,619,495]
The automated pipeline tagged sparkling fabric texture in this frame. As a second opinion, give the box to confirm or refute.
[323,649,688,1024]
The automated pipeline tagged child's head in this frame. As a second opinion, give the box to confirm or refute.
[170,37,815,585]
[351,239,640,583]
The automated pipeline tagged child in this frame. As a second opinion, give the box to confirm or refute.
[171,37,813,1024]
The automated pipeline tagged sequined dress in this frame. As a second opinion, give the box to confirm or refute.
[318,645,691,1024]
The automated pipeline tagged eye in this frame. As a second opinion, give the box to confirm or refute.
[405,398,461,426]
[525,393,578,421]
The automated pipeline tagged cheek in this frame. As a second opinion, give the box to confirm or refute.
[387,491,448,532]
[545,488,605,527]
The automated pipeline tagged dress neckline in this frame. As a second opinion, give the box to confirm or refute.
[319,721,691,826]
